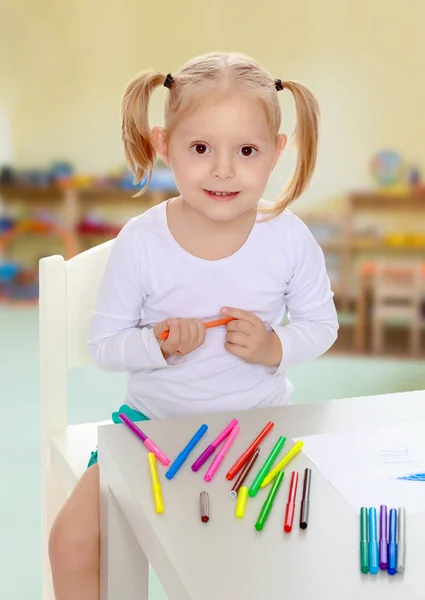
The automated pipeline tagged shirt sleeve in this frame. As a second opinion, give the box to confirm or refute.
[88,218,172,372]
[270,216,339,372]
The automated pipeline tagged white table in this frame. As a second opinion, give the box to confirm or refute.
[98,390,425,600]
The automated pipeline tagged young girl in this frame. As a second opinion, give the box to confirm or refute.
[49,51,338,599]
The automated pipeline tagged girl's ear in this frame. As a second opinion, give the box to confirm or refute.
[152,127,170,166]
[272,134,287,169]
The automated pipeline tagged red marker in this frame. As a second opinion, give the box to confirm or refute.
[226,421,275,480]
[284,471,299,533]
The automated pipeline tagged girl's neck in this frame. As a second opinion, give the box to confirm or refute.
[180,196,256,233]
[166,196,258,261]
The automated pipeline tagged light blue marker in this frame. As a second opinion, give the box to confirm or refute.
[368,507,379,574]
[165,424,208,480]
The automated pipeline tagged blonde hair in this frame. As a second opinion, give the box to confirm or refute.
[121,51,319,216]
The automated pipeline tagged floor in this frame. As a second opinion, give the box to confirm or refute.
[1,307,425,599]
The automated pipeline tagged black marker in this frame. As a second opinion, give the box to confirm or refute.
[300,468,311,529]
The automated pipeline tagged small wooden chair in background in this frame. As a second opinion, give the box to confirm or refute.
[371,261,423,357]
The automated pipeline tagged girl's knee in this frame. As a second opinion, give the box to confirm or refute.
[49,507,98,572]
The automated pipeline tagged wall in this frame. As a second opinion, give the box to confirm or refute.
[1,0,425,208]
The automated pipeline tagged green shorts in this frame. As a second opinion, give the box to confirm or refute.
[87,404,150,468]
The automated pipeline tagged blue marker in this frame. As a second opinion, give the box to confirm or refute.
[165,424,208,480]
[368,507,379,574]
[388,508,398,575]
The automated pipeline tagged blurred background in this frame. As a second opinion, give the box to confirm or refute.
[1,0,425,598]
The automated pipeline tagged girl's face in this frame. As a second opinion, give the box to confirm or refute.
[154,92,286,223]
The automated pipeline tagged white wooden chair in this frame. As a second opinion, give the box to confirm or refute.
[39,239,114,600]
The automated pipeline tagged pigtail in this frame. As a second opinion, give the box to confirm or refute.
[272,81,320,215]
[121,70,165,196]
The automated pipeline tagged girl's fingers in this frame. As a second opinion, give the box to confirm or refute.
[226,331,249,347]
[196,319,207,345]
[163,319,180,353]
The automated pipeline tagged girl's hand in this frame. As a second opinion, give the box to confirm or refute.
[221,307,283,367]
[154,318,206,357]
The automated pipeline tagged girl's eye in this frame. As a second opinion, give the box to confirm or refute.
[239,146,258,157]
[191,143,211,154]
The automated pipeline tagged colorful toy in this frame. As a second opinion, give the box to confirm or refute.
[370,150,407,190]
[0,218,77,305]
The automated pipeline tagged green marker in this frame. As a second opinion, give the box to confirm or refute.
[248,436,286,497]
[255,470,284,531]
[360,507,369,574]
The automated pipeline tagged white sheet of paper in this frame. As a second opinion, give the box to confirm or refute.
[295,420,425,514]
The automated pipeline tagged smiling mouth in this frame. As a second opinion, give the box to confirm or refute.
[203,189,240,199]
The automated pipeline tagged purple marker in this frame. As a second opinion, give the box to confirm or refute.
[191,418,238,471]
[379,504,389,570]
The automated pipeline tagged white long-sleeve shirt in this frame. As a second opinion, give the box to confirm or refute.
[88,200,338,419]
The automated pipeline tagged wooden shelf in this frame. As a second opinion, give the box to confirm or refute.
[78,188,170,203]
[0,185,174,202]
[0,185,67,201]
[351,239,425,251]
[0,185,174,258]
[349,191,425,210]
[321,238,425,252]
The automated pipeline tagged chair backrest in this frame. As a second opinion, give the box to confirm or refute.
[373,261,422,305]
[39,240,114,431]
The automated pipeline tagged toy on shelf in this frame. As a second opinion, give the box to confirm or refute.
[77,214,121,237]
[0,217,15,233]
[0,218,78,305]
[370,150,425,196]
[0,262,39,303]
[370,150,408,194]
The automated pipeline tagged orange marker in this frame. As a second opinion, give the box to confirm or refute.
[159,317,236,341]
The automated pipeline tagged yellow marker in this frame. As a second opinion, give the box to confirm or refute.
[148,452,164,513]
[236,486,248,518]
[261,441,304,488]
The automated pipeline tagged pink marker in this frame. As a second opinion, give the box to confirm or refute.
[118,413,170,466]
[204,424,240,482]
[191,418,238,472]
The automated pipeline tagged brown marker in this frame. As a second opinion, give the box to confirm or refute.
[229,448,260,498]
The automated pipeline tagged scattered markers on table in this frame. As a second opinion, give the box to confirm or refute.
[142,417,313,538]
[360,506,406,576]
